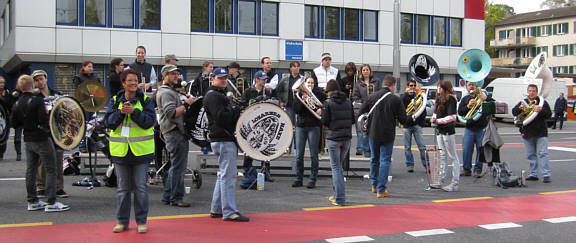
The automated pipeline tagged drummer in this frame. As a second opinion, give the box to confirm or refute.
[31,70,68,199]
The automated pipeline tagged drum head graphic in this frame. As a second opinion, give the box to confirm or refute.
[235,103,293,161]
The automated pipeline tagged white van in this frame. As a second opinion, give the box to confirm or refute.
[485,78,566,122]
[420,85,467,126]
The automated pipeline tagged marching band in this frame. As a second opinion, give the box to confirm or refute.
[3,46,560,232]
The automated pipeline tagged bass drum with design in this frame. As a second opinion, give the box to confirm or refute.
[184,97,210,148]
[235,102,293,161]
[47,96,86,150]
[0,105,8,145]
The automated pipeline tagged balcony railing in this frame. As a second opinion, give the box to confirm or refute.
[491,57,534,66]
[491,37,537,48]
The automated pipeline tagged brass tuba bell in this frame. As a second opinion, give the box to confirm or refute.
[456,49,492,123]
[406,54,437,119]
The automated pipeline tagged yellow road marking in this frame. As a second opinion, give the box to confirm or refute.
[303,204,374,211]
[540,190,576,195]
[148,214,210,220]
[433,197,493,203]
[0,222,53,228]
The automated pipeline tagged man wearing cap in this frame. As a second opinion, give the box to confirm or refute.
[203,67,249,222]
[228,62,248,96]
[31,70,68,198]
[260,57,280,90]
[156,64,196,207]
[165,54,184,84]
[312,53,341,89]
[129,46,157,92]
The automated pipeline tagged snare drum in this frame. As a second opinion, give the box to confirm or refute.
[235,102,293,161]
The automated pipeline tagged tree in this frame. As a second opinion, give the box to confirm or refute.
[485,1,516,57]
[541,0,576,9]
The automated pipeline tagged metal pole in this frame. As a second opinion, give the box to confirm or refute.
[393,0,401,92]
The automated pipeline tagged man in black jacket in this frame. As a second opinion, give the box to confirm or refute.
[552,92,567,130]
[292,77,327,189]
[359,75,406,198]
[204,67,249,222]
[512,84,552,183]
[458,81,489,177]
[11,75,69,212]
[400,80,427,173]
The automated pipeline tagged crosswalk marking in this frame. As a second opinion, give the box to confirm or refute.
[548,146,576,153]
[543,216,576,223]
[405,229,454,237]
[325,236,374,243]
[479,222,522,230]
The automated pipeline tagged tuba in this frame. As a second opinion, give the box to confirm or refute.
[456,49,492,123]
[514,52,552,126]
[406,54,438,120]
[292,72,323,119]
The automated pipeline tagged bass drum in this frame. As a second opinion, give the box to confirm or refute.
[48,96,86,150]
[184,97,210,148]
[235,102,293,161]
[0,105,8,145]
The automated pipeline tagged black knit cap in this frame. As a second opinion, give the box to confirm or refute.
[325,79,340,93]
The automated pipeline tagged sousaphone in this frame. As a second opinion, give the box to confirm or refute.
[456,49,492,123]
[514,52,552,126]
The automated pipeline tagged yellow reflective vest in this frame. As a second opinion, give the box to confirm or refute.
[108,95,154,157]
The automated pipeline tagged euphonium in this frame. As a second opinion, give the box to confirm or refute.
[292,72,323,120]
[405,89,427,120]
[464,88,484,120]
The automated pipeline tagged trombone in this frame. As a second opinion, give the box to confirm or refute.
[235,77,246,95]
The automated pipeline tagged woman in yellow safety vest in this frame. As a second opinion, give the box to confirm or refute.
[104,68,156,233]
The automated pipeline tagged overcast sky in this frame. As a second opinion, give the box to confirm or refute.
[490,0,545,14]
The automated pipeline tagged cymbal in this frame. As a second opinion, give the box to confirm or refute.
[75,81,109,112]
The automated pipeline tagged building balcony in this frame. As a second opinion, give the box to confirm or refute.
[490,37,537,48]
[491,57,534,68]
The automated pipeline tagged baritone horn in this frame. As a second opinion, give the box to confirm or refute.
[457,49,492,122]
[292,72,323,119]
[514,52,552,126]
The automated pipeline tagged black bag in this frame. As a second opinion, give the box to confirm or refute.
[492,162,522,188]
[240,167,258,190]
[63,152,81,176]
[102,164,117,187]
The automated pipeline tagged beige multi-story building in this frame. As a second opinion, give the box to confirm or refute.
[491,6,576,76]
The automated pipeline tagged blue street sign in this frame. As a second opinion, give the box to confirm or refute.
[285,40,303,61]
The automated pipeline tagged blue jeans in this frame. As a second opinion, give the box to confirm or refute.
[403,125,427,167]
[115,162,149,225]
[25,139,57,204]
[326,139,350,205]
[295,126,321,182]
[522,136,551,178]
[285,107,296,152]
[356,122,370,156]
[462,128,484,170]
[369,139,394,193]
[354,121,362,152]
[437,134,461,184]
[210,142,239,217]
[162,131,189,204]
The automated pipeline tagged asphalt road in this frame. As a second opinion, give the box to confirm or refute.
[0,120,575,242]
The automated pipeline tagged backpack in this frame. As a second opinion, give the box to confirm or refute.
[492,162,523,188]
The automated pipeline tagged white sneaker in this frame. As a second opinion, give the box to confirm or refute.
[44,202,70,212]
[442,182,459,192]
[27,200,48,211]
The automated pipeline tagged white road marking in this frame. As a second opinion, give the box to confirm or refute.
[325,236,374,243]
[479,222,522,230]
[543,216,576,223]
[549,146,576,153]
[405,229,454,237]
[550,159,576,162]
[0,178,25,181]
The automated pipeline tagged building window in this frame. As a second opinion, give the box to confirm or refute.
[450,18,462,46]
[416,15,430,44]
[344,8,359,40]
[363,10,377,41]
[498,30,506,40]
[238,0,256,34]
[261,1,278,35]
[139,0,160,29]
[542,25,551,36]
[191,0,209,31]
[305,5,320,38]
[554,44,568,56]
[433,16,446,45]
[113,0,134,27]
[57,0,78,25]
[215,0,233,33]
[85,0,106,26]
[401,13,413,43]
[325,7,340,39]
[558,22,568,34]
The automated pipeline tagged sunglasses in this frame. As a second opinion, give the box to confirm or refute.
[409,84,417,87]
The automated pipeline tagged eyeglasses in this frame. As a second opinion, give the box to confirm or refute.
[409,84,417,87]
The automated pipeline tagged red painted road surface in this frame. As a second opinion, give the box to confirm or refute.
[1,192,575,243]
